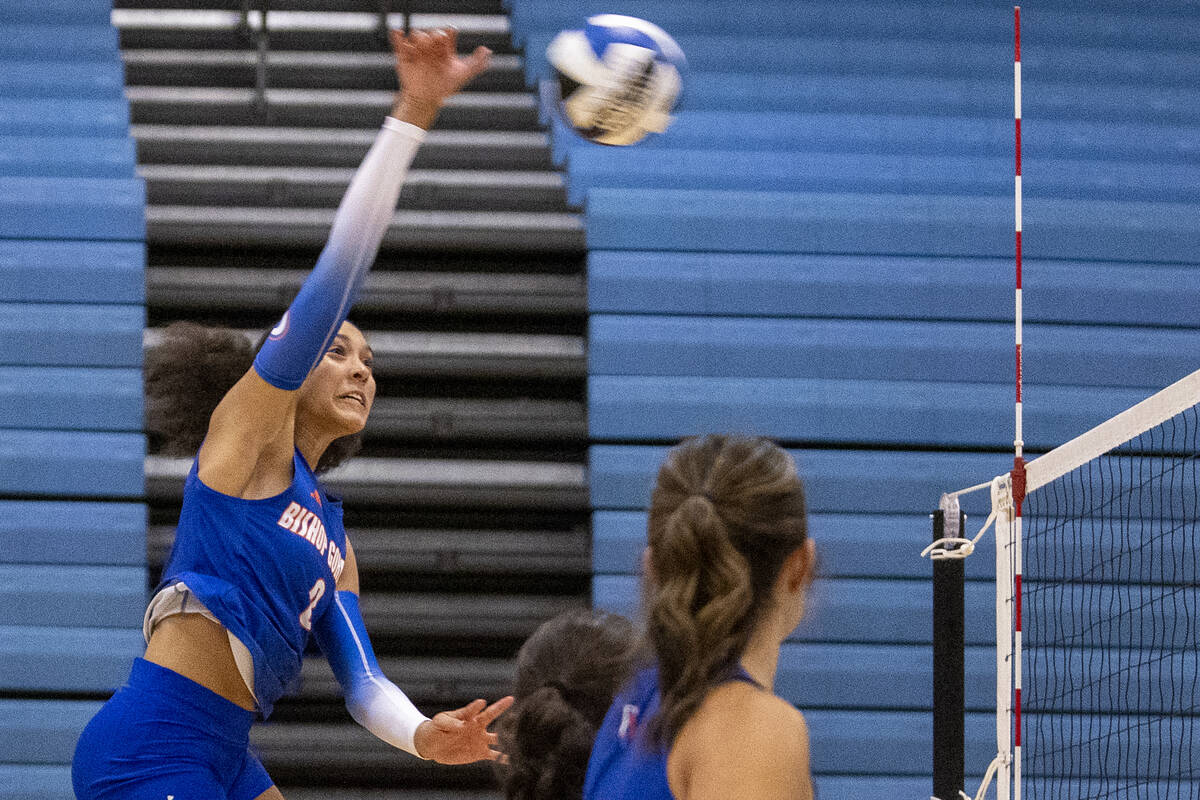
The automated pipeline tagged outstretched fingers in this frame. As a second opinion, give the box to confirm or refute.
[472,695,514,728]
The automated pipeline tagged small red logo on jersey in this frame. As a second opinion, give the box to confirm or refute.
[310,489,322,506]
[617,704,639,742]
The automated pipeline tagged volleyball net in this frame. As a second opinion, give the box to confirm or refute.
[929,367,1200,800]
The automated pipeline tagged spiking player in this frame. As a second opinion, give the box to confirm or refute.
[72,29,511,800]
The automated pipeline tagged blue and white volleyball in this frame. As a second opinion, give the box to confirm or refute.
[546,15,685,146]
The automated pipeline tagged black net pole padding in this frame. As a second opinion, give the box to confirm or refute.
[932,507,966,800]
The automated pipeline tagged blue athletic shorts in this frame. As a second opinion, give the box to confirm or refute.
[72,658,275,800]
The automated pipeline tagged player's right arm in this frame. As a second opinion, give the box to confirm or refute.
[197,30,490,497]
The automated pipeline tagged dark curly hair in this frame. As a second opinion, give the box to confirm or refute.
[495,609,636,800]
[144,321,363,473]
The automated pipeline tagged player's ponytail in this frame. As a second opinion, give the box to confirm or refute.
[497,609,636,800]
[644,434,809,749]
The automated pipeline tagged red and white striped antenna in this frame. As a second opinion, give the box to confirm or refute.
[1011,7,1026,800]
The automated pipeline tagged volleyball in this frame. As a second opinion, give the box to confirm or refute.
[545,14,685,146]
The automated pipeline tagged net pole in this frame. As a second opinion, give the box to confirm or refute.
[932,498,966,800]
[1011,8,1025,800]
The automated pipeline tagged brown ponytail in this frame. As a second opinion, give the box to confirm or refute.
[644,434,808,748]
[496,609,636,800]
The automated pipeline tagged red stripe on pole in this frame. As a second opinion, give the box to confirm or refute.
[1015,6,1021,61]
[1014,688,1022,745]
[1016,231,1022,287]
[1014,573,1022,628]
[1015,119,1022,175]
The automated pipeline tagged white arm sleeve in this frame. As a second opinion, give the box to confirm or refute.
[314,591,431,758]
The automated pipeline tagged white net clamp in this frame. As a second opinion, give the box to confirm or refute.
[921,477,1007,561]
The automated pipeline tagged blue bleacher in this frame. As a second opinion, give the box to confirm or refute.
[550,112,1200,164]
[588,376,1152,450]
[0,0,114,26]
[589,316,1200,390]
[0,98,131,137]
[508,1,1200,49]
[2,303,143,366]
[0,367,142,430]
[587,252,1200,328]
[594,510,1000,580]
[590,445,1006,517]
[0,430,143,497]
[0,177,145,240]
[0,766,75,800]
[0,61,126,100]
[0,6,146,793]
[0,240,145,304]
[563,149,1200,206]
[0,136,138,178]
[585,188,1200,262]
[0,501,145,565]
[0,25,119,59]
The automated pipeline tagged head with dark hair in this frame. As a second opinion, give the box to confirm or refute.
[144,320,365,473]
[496,609,636,800]
[643,434,811,749]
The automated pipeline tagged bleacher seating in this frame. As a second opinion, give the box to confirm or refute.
[505,0,1200,796]
[0,2,145,797]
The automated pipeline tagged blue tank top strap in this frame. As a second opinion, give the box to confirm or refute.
[724,663,765,690]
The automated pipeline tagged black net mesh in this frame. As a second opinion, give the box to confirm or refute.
[1022,403,1200,799]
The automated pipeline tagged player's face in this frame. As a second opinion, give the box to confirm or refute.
[299,321,376,434]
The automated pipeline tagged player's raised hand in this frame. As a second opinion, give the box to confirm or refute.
[389,27,491,127]
[412,695,514,764]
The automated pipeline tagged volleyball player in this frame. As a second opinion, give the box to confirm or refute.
[584,435,817,800]
[72,28,512,800]
[495,609,637,800]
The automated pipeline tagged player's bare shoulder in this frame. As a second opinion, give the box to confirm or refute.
[669,682,813,800]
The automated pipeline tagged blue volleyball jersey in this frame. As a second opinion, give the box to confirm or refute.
[584,665,765,800]
[157,448,348,718]
[584,667,674,800]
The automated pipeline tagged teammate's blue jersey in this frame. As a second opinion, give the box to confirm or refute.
[584,665,764,800]
[583,667,675,800]
[157,448,349,718]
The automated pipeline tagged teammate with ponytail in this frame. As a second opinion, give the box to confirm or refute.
[495,609,637,800]
[584,434,817,800]
[72,29,510,800]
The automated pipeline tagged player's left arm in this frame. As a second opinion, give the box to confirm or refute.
[314,538,513,762]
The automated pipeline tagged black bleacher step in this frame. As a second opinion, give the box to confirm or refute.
[280,791,498,800]
[127,87,538,130]
[113,9,512,53]
[122,50,525,93]
[132,125,554,170]
[367,591,588,640]
[114,0,505,12]
[250,723,495,788]
[150,520,588,574]
[147,266,584,316]
[145,205,585,253]
[145,455,588,509]
[363,397,586,442]
[295,655,513,707]
[143,326,585,378]
[139,165,566,211]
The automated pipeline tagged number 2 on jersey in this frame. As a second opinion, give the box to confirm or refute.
[299,578,326,631]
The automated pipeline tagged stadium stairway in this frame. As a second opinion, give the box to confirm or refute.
[507,1,1200,798]
[123,1,585,799]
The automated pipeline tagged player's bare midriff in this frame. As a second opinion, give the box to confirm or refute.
[144,614,257,712]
